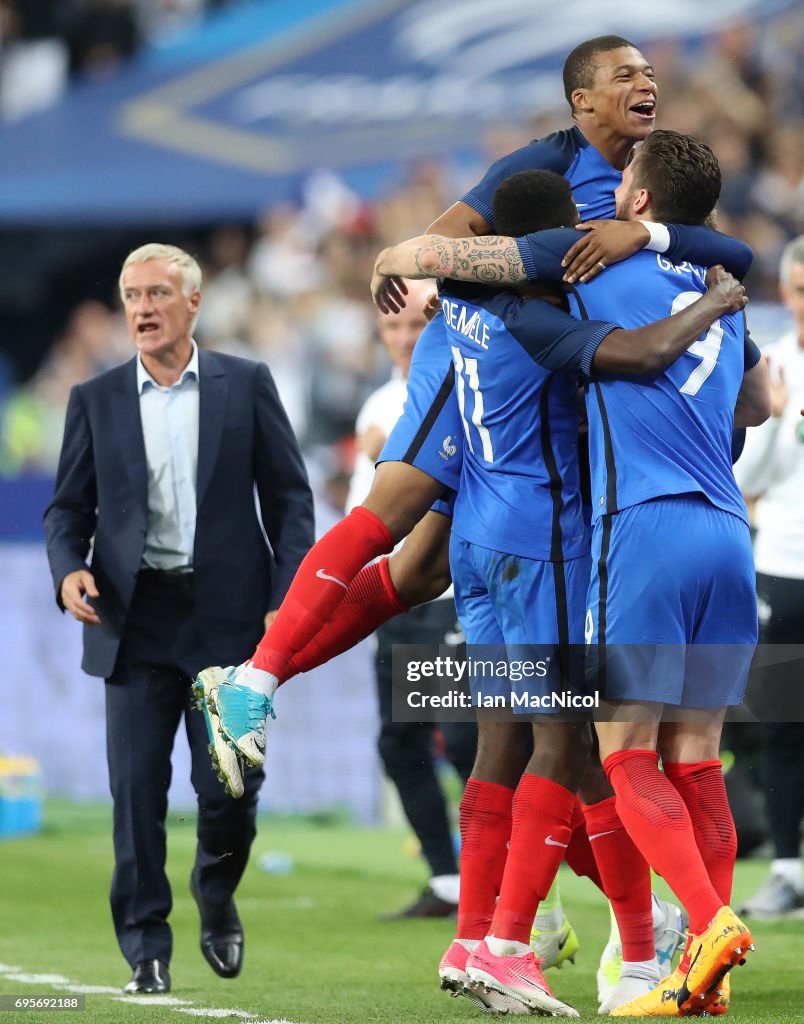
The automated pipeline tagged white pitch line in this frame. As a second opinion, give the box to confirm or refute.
[114,995,193,1006]
[0,965,22,973]
[3,973,72,984]
[175,1009,257,1018]
[63,984,123,994]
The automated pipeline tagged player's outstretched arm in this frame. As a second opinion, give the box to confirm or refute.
[374,223,665,309]
[372,202,494,314]
[372,234,526,311]
[592,266,748,377]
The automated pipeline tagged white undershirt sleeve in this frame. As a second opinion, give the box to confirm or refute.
[641,221,671,253]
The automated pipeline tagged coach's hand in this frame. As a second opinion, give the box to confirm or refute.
[704,265,748,314]
[562,221,650,283]
[61,569,101,625]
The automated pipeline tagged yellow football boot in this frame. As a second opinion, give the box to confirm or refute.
[676,907,752,1015]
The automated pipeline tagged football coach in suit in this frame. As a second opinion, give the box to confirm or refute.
[44,243,314,994]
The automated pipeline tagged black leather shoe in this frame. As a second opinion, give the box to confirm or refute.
[123,960,170,994]
[379,884,458,921]
[191,878,244,978]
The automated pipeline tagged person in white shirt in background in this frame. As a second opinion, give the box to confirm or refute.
[346,279,477,919]
[735,235,804,918]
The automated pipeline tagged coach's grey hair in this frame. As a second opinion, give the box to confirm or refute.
[118,243,202,300]
[780,235,804,286]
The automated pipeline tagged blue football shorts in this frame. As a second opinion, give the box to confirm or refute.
[378,313,463,494]
[450,533,592,714]
[585,494,758,708]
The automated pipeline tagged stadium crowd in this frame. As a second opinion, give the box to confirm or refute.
[0,16,801,480]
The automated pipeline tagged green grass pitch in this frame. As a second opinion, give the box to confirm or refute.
[0,801,801,1023]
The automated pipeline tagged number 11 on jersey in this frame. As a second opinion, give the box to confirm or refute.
[452,346,494,462]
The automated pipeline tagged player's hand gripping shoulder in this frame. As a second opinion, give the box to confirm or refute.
[562,221,651,283]
[703,265,749,315]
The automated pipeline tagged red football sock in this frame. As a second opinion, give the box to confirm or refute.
[490,774,576,944]
[663,760,737,905]
[252,507,394,678]
[582,795,654,962]
[456,779,514,940]
[282,558,408,683]
[564,799,604,892]
[603,750,722,934]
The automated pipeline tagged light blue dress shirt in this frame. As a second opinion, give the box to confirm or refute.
[136,342,200,570]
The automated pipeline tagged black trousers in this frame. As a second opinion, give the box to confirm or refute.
[105,573,264,967]
[755,572,804,859]
[375,598,477,878]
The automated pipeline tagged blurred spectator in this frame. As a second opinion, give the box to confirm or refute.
[303,224,387,443]
[752,126,804,233]
[64,0,142,79]
[735,235,804,918]
[245,296,311,438]
[195,226,254,349]
[0,301,128,474]
[0,0,68,123]
[709,128,755,219]
[248,205,323,299]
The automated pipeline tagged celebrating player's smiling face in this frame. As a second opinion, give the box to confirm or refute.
[574,46,657,141]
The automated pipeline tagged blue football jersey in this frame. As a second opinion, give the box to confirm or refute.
[567,252,752,523]
[462,127,621,227]
[440,281,617,560]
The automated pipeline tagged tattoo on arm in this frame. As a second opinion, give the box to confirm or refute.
[414,236,525,285]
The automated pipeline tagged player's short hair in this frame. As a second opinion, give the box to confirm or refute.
[118,243,202,301]
[779,235,804,286]
[631,130,721,225]
[563,35,638,108]
[492,170,578,236]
